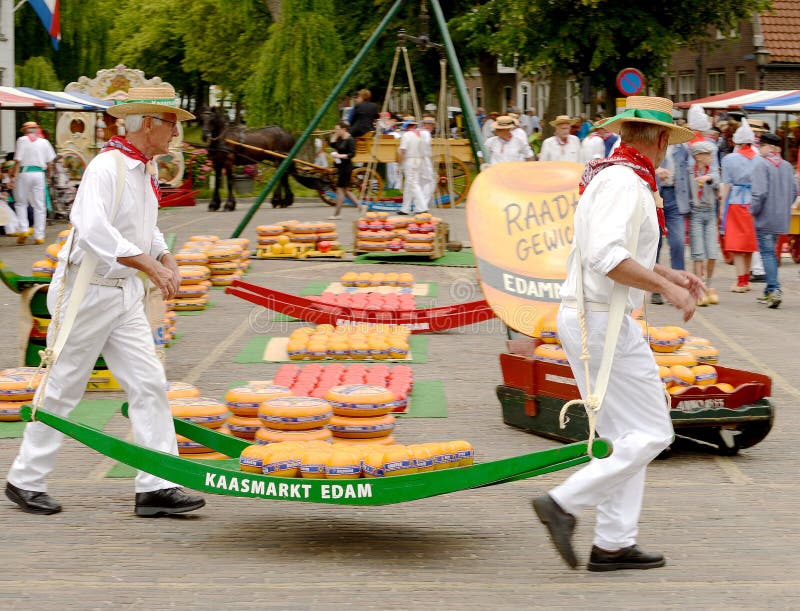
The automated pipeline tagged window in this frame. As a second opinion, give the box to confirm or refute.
[474,87,482,109]
[707,72,726,96]
[678,73,696,103]
[518,82,531,112]
[536,82,549,116]
[735,70,747,90]
[667,76,677,98]
[503,86,513,112]
[565,79,582,117]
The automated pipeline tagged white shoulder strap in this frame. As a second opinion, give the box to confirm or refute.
[34,151,127,410]
[560,182,646,455]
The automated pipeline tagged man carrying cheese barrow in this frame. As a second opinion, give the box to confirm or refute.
[5,87,205,517]
[533,97,706,571]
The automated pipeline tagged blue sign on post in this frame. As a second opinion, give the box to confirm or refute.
[616,68,646,97]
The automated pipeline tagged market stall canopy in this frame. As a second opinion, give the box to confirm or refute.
[0,87,112,111]
[675,89,800,110]
[742,91,800,112]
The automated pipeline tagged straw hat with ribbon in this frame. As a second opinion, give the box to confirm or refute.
[107,86,194,121]
[491,115,517,130]
[549,114,574,127]
[20,121,40,132]
[597,96,694,145]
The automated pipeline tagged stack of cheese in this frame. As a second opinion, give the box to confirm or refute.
[255,395,334,445]
[206,241,245,287]
[169,395,230,459]
[172,235,214,311]
[31,231,71,278]
[643,324,719,368]
[238,438,474,479]
[532,316,569,366]
[256,221,340,257]
[286,323,411,362]
[355,211,439,253]
[340,271,414,288]
[224,384,294,442]
[0,367,43,422]
[324,384,397,447]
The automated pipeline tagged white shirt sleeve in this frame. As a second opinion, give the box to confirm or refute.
[70,159,143,266]
[150,226,168,259]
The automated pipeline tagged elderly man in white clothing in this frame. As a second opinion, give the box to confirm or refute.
[419,116,437,209]
[5,86,205,518]
[532,96,705,571]
[398,117,429,215]
[484,115,534,166]
[11,121,56,245]
[539,115,581,162]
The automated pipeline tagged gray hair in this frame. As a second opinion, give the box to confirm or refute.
[619,122,668,146]
[123,113,169,134]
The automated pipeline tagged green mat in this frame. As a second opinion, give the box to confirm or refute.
[235,334,428,364]
[175,300,218,316]
[0,399,121,439]
[353,249,475,267]
[106,379,446,478]
[272,281,439,322]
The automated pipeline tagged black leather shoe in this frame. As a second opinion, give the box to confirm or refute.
[5,482,62,515]
[135,487,205,517]
[587,545,665,572]
[650,292,664,305]
[750,273,766,283]
[532,494,578,568]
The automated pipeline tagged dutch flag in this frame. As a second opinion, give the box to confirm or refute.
[27,0,61,50]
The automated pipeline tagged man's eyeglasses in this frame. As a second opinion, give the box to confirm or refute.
[147,116,177,128]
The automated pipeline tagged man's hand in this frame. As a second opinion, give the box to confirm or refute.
[150,264,178,300]
[160,253,181,297]
[662,268,707,301]
[662,283,697,322]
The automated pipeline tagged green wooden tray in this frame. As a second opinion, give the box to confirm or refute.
[23,405,611,506]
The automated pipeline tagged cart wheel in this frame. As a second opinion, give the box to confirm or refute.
[351,167,384,202]
[434,159,471,208]
[716,428,741,456]
[318,189,337,207]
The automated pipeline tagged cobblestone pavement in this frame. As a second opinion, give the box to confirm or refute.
[0,198,798,610]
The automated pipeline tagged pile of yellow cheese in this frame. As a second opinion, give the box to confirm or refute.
[339,271,414,288]
[0,367,43,422]
[355,211,440,253]
[31,229,71,278]
[256,221,340,256]
[168,389,231,459]
[286,323,411,362]
[239,438,474,478]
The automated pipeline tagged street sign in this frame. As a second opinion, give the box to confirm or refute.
[616,68,646,96]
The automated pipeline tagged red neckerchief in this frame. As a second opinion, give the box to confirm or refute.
[25,134,38,142]
[579,142,665,235]
[736,144,757,159]
[764,151,783,167]
[102,136,160,200]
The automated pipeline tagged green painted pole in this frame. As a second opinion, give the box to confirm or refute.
[428,0,487,168]
[231,0,407,238]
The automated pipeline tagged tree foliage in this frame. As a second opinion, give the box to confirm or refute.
[245,0,343,132]
[15,56,62,90]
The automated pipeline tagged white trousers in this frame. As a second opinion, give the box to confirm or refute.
[400,159,429,214]
[550,306,673,550]
[13,172,47,241]
[7,270,178,493]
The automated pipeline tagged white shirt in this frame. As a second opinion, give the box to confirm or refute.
[485,135,533,165]
[399,130,424,163]
[538,134,581,162]
[580,134,606,164]
[558,166,660,310]
[64,150,168,278]
[14,135,56,168]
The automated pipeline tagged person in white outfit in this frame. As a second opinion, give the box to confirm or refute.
[579,124,620,164]
[11,121,56,245]
[533,96,705,572]
[484,115,534,166]
[539,115,581,162]
[6,86,205,518]
[398,117,428,214]
[419,117,437,208]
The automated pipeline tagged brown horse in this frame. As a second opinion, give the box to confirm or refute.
[200,107,300,211]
